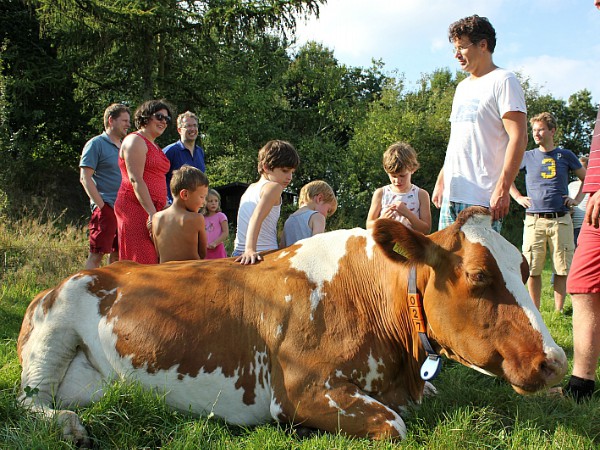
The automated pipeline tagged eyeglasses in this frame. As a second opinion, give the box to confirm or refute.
[452,42,475,54]
[180,123,198,129]
[152,113,171,124]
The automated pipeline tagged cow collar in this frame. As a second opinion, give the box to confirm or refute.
[408,265,442,381]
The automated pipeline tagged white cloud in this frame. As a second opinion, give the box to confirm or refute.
[513,55,600,102]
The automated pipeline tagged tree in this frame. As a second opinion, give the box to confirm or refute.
[344,69,458,228]
[0,0,89,217]
[1,0,323,219]
[282,42,386,204]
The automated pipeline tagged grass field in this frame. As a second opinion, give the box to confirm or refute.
[0,217,598,449]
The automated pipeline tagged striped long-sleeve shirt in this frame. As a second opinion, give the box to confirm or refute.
[583,107,600,194]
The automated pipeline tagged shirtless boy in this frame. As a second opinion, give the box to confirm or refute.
[152,165,209,263]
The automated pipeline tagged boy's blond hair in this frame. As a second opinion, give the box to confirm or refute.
[383,142,420,174]
[170,165,208,197]
[205,188,222,212]
[298,181,337,215]
[257,140,300,174]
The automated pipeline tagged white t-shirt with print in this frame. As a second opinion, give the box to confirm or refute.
[443,68,526,207]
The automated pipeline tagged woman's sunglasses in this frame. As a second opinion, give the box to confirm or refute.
[152,112,171,124]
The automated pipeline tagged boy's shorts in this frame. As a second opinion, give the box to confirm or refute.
[522,214,574,276]
[438,199,502,233]
[567,222,600,294]
[89,204,118,254]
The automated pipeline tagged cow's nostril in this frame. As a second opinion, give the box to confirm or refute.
[539,360,553,378]
[540,356,567,384]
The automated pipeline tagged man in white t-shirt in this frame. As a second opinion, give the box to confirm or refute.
[432,15,528,232]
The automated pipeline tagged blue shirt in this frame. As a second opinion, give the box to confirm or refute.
[163,140,205,202]
[79,132,121,210]
[520,147,582,213]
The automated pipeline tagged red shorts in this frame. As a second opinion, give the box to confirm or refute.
[567,222,600,294]
[89,204,118,254]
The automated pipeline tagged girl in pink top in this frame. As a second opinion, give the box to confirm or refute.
[203,189,229,259]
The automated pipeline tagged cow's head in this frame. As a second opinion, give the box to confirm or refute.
[372,206,567,394]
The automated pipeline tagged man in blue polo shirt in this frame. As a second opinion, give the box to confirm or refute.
[510,112,586,312]
[163,111,205,203]
[80,103,131,269]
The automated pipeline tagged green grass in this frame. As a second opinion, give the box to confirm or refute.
[0,217,598,449]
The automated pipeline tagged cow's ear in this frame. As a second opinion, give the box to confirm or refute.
[371,218,446,269]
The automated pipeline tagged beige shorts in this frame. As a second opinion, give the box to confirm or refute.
[522,214,574,276]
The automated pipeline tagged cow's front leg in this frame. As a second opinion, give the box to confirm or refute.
[275,382,407,440]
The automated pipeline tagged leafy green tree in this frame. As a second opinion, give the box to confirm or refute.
[1,0,322,219]
[282,42,386,205]
[24,0,322,110]
[344,69,457,228]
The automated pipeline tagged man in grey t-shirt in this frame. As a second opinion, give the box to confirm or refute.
[79,103,130,269]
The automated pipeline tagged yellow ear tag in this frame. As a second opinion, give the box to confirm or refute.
[393,242,408,258]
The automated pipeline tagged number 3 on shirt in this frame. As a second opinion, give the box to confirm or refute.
[541,157,556,179]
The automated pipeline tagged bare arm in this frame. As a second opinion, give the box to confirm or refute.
[236,181,283,265]
[490,111,528,220]
[432,169,444,209]
[80,167,105,209]
[122,134,157,223]
[308,212,327,235]
[509,182,531,208]
[415,189,432,234]
[151,215,160,261]
[366,188,384,229]
[197,215,207,259]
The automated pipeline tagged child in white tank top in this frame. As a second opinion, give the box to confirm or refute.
[366,142,432,234]
[233,140,300,264]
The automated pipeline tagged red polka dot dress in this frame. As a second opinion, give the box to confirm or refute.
[115,132,170,264]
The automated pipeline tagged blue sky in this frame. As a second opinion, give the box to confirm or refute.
[294,0,600,104]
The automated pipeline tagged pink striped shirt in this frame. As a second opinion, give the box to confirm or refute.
[583,107,600,194]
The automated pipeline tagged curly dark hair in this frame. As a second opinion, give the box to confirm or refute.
[448,15,496,53]
[134,99,175,129]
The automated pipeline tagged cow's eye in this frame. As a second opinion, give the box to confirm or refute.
[467,271,488,285]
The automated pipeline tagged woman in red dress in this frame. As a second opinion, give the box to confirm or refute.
[115,99,172,264]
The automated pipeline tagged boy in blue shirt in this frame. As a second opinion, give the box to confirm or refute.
[510,112,586,311]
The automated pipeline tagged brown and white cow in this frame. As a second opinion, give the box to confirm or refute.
[18,207,567,445]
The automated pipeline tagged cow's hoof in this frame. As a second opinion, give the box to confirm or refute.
[56,410,91,448]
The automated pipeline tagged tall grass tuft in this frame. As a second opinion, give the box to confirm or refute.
[0,217,598,449]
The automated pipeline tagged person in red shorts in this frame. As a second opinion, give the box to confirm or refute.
[565,0,600,399]
[79,103,131,269]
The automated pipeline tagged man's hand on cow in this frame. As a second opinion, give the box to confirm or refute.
[235,251,263,265]
[584,190,600,228]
